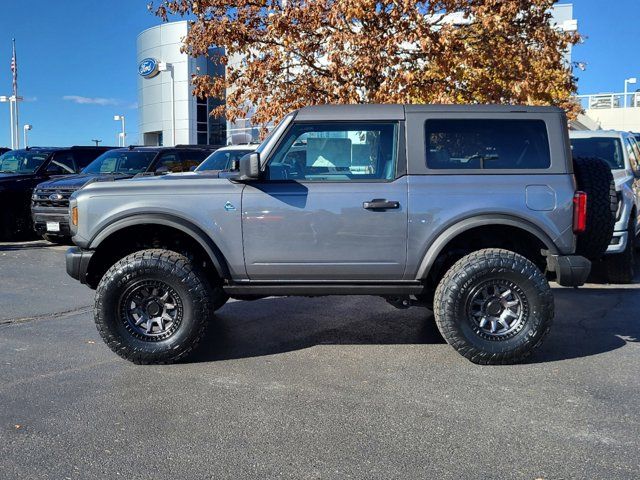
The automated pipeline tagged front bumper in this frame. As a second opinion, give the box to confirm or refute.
[32,208,72,238]
[66,247,94,284]
[546,254,591,287]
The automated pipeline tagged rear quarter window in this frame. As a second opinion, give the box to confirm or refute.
[425,119,551,170]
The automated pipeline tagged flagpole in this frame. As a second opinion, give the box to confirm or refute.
[12,39,19,149]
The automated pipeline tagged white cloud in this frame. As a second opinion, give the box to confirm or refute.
[63,95,122,106]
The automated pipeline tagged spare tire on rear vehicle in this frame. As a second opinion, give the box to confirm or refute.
[572,156,617,260]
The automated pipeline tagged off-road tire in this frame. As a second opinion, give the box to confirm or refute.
[572,156,617,260]
[604,218,636,284]
[433,248,554,365]
[94,249,220,364]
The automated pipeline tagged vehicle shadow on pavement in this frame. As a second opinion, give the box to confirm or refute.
[0,241,55,251]
[191,281,640,364]
[531,286,640,363]
[191,296,445,362]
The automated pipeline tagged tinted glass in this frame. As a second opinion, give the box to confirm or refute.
[196,149,253,171]
[179,150,211,172]
[74,149,108,169]
[155,154,181,172]
[570,137,624,169]
[425,120,551,170]
[47,152,76,173]
[267,122,398,181]
[0,150,51,174]
[82,150,158,174]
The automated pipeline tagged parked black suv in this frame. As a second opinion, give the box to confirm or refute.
[0,146,113,240]
[32,145,216,242]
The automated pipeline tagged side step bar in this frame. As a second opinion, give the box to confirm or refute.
[223,282,424,296]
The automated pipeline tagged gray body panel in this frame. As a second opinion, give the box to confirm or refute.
[72,174,248,279]
[70,104,582,287]
[242,178,408,280]
[406,174,576,279]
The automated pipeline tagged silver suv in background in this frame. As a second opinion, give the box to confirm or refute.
[570,130,640,282]
[65,104,599,366]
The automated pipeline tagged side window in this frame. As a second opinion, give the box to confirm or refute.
[425,119,551,170]
[74,150,102,170]
[625,138,640,173]
[179,150,210,172]
[47,152,76,174]
[266,122,398,181]
[155,153,181,172]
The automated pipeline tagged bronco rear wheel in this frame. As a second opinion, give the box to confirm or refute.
[433,248,554,365]
[94,249,219,364]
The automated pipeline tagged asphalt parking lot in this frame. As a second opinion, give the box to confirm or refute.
[1,242,639,479]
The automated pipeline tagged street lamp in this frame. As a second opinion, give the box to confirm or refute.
[23,124,32,148]
[91,139,102,147]
[0,94,23,149]
[114,114,126,146]
[624,77,637,108]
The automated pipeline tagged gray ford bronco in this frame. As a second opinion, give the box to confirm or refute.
[66,104,595,365]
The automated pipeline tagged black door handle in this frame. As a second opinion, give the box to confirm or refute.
[363,199,400,210]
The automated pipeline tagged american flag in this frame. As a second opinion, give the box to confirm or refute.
[10,39,17,96]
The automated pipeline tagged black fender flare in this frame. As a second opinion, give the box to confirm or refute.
[415,214,559,279]
[88,213,231,279]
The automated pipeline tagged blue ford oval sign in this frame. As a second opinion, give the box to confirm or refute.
[138,58,159,78]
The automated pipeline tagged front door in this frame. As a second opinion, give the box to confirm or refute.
[242,121,408,281]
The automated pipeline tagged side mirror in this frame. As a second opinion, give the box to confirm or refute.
[155,165,169,175]
[236,152,261,181]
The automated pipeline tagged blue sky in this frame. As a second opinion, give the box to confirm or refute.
[0,0,637,147]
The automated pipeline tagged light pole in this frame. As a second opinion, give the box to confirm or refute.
[624,77,637,108]
[158,62,175,146]
[23,124,32,148]
[91,139,102,146]
[0,94,23,149]
[114,114,126,146]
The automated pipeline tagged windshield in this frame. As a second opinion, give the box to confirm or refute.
[196,149,253,171]
[255,113,295,156]
[82,150,158,175]
[0,150,51,174]
[570,137,625,169]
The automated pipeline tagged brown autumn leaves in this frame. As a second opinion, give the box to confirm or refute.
[154,0,581,127]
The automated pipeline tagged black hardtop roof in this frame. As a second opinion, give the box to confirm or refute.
[109,145,219,153]
[9,146,115,153]
[294,104,564,121]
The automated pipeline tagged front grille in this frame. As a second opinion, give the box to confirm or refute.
[32,188,75,208]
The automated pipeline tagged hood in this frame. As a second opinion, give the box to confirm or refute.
[0,172,35,182]
[36,173,134,190]
[130,171,224,182]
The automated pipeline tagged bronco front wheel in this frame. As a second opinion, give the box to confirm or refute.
[433,248,554,365]
[94,249,216,364]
